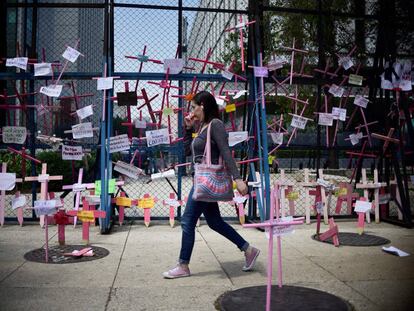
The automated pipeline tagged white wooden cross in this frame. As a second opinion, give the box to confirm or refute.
[299,168,317,224]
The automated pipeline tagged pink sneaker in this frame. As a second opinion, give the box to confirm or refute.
[163,264,191,279]
[243,247,260,271]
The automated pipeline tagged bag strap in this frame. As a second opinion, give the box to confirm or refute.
[202,120,224,166]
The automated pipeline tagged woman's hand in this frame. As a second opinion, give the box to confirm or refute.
[235,179,248,196]
[184,112,195,129]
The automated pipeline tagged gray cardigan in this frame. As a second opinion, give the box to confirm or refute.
[184,118,241,180]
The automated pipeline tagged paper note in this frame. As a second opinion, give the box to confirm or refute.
[315,201,324,214]
[72,122,94,139]
[286,191,299,200]
[233,196,247,204]
[137,54,149,62]
[233,90,247,99]
[78,210,95,222]
[62,145,83,161]
[115,197,132,207]
[234,22,247,29]
[109,134,130,153]
[62,46,81,63]
[34,63,52,76]
[146,128,170,147]
[164,198,181,207]
[117,91,137,106]
[349,134,359,145]
[270,132,283,145]
[151,169,175,180]
[0,173,16,191]
[265,223,294,239]
[348,74,363,86]
[354,95,369,108]
[164,58,184,74]
[134,119,147,129]
[267,58,284,71]
[225,103,236,113]
[334,187,348,197]
[12,195,26,210]
[138,197,155,209]
[222,70,234,80]
[40,85,63,98]
[38,174,49,182]
[114,161,142,180]
[6,57,28,70]
[318,113,334,126]
[94,178,116,195]
[290,115,308,129]
[76,105,93,120]
[86,195,101,205]
[2,126,27,144]
[97,77,113,90]
[354,200,372,213]
[328,84,345,97]
[254,66,269,78]
[34,200,57,216]
[163,107,174,116]
[382,246,410,257]
[332,107,347,121]
[228,131,248,147]
[72,183,86,192]
[215,97,225,107]
[339,56,354,70]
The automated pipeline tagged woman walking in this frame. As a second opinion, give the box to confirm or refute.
[163,91,260,279]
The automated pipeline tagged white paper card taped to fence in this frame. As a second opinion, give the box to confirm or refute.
[354,95,369,108]
[6,57,28,70]
[109,134,130,153]
[0,173,16,191]
[76,105,93,120]
[163,58,184,75]
[2,126,27,144]
[328,84,345,97]
[34,200,57,216]
[34,63,52,76]
[62,46,81,63]
[62,145,83,161]
[338,56,354,70]
[354,200,372,213]
[97,77,114,90]
[40,85,63,98]
[270,132,283,145]
[12,195,26,210]
[72,122,94,139]
[332,107,347,121]
[146,128,170,147]
[318,113,334,126]
[221,70,234,80]
[233,90,247,99]
[228,131,248,147]
[114,161,142,180]
[254,66,269,78]
[290,115,308,129]
[134,119,147,129]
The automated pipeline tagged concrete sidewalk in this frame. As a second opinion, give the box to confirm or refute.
[0,220,413,311]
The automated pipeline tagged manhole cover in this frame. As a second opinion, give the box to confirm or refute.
[218,285,353,311]
[24,245,110,264]
[312,232,390,246]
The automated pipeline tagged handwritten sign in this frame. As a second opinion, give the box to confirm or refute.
[265,218,295,238]
[86,195,101,205]
[334,188,348,197]
[338,56,353,70]
[2,126,27,144]
[6,57,28,70]
[270,132,283,145]
[34,200,57,216]
[62,145,83,161]
[0,173,16,190]
[354,200,372,213]
[328,84,344,97]
[38,174,50,182]
[138,197,155,209]
[77,210,95,222]
[137,54,149,62]
[72,122,94,139]
[332,107,347,121]
[233,90,247,99]
[72,183,86,192]
[215,97,225,107]
[146,128,169,147]
[34,63,52,76]
[228,131,248,147]
[164,198,181,207]
[163,107,174,116]
[254,66,269,78]
[222,70,234,80]
[290,115,307,129]
[12,195,26,210]
[94,179,116,195]
[62,46,81,63]
[109,134,130,153]
[267,58,284,71]
[115,197,132,207]
[76,105,93,120]
[40,85,63,98]
[164,58,184,74]
[349,132,363,145]
[151,169,175,180]
[114,161,142,180]
[286,191,299,200]
[134,119,147,129]
[354,95,369,108]
[348,74,363,86]
[117,91,137,106]
[315,201,324,214]
[225,103,236,113]
[318,113,334,126]
[97,77,113,90]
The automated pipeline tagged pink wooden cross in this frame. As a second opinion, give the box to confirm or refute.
[111,191,138,226]
[278,169,295,217]
[353,197,374,235]
[136,88,159,125]
[232,191,249,225]
[282,38,309,85]
[335,182,359,215]
[53,208,71,245]
[371,128,399,154]
[300,168,318,224]
[224,15,256,72]
[317,216,340,247]
[54,39,83,86]
[346,141,377,183]
[0,162,23,226]
[138,193,158,227]
[243,183,304,311]
[163,193,183,228]
[25,163,63,228]
[12,191,26,226]
[313,57,339,79]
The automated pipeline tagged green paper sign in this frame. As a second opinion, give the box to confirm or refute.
[163,107,174,116]
[348,74,363,86]
[94,179,116,195]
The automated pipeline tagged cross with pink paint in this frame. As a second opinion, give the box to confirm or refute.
[163,193,183,228]
[232,191,249,225]
[0,162,23,227]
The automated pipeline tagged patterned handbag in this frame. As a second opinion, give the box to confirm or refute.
[192,123,234,202]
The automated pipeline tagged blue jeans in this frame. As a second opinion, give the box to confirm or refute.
[179,187,249,264]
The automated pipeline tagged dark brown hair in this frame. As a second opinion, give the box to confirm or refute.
[193,91,219,123]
